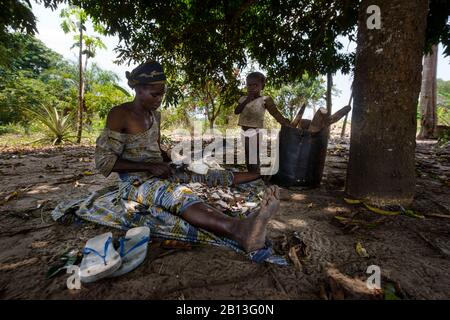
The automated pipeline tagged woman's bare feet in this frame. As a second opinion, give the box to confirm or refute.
[235,185,280,252]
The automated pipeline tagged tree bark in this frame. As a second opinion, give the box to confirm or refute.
[326,72,333,114]
[418,44,438,139]
[346,0,428,206]
[76,21,84,144]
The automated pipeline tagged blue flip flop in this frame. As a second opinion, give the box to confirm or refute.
[79,232,122,283]
[110,227,150,277]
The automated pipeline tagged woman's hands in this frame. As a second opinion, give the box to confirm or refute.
[146,162,174,179]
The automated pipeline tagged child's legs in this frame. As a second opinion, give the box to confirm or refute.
[242,127,260,173]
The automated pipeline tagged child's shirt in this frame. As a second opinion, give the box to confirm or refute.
[237,95,267,128]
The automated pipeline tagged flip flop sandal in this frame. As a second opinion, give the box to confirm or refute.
[79,232,122,283]
[110,226,150,277]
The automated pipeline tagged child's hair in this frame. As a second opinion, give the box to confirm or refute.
[246,71,266,86]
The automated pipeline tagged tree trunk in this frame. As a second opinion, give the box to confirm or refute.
[83,55,92,128]
[326,72,333,114]
[76,21,84,144]
[418,44,438,139]
[346,0,428,206]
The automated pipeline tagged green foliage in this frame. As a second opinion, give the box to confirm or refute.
[437,128,450,146]
[269,72,327,121]
[0,0,36,33]
[425,0,450,57]
[60,6,88,32]
[22,104,74,145]
[0,123,24,135]
[60,5,106,62]
[0,33,76,124]
[0,71,62,124]
[85,81,130,119]
[437,79,450,126]
[49,0,447,82]
[84,63,131,119]
[0,32,130,130]
[0,32,62,74]
[0,0,36,66]
[160,105,194,131]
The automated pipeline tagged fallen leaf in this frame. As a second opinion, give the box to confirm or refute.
[402,209,425,219]
[47,249,80,279]
[288,246,303,271]
[0,191,18,205]
[344,198,362,205]
[355,242,370,258]
[36,199,49,209]
[31,241,49,249]
[363,203,400,216]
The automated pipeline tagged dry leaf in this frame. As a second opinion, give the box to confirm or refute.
[31,241,49,249]
[288,246,303,271]
[356,242,369,258]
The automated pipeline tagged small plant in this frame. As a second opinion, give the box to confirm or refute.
[23,105,74,145]
[437,127,450,146]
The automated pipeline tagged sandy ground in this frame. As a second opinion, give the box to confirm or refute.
[0,133,449,300]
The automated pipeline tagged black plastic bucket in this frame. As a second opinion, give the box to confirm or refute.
[272,124,329,188]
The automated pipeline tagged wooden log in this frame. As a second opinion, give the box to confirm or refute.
[291,103,307,128]
[328,105,351,125]
[308,107,329,133]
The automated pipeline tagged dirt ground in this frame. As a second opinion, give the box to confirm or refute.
[0,133,449,300]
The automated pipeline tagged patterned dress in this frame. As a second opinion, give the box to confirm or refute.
[51,110,287,265]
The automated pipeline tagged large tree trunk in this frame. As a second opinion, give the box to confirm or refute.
[76,22,84,144]
[418,44,438,139]
[346,0,428,206]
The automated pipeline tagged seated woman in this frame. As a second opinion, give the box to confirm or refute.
[94,61,280,253]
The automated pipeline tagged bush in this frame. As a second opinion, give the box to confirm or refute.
[23,104,74,145]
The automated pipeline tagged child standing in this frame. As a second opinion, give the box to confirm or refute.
[234,72,290,173]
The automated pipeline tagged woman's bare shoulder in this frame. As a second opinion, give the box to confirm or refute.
[106,103,131,131]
